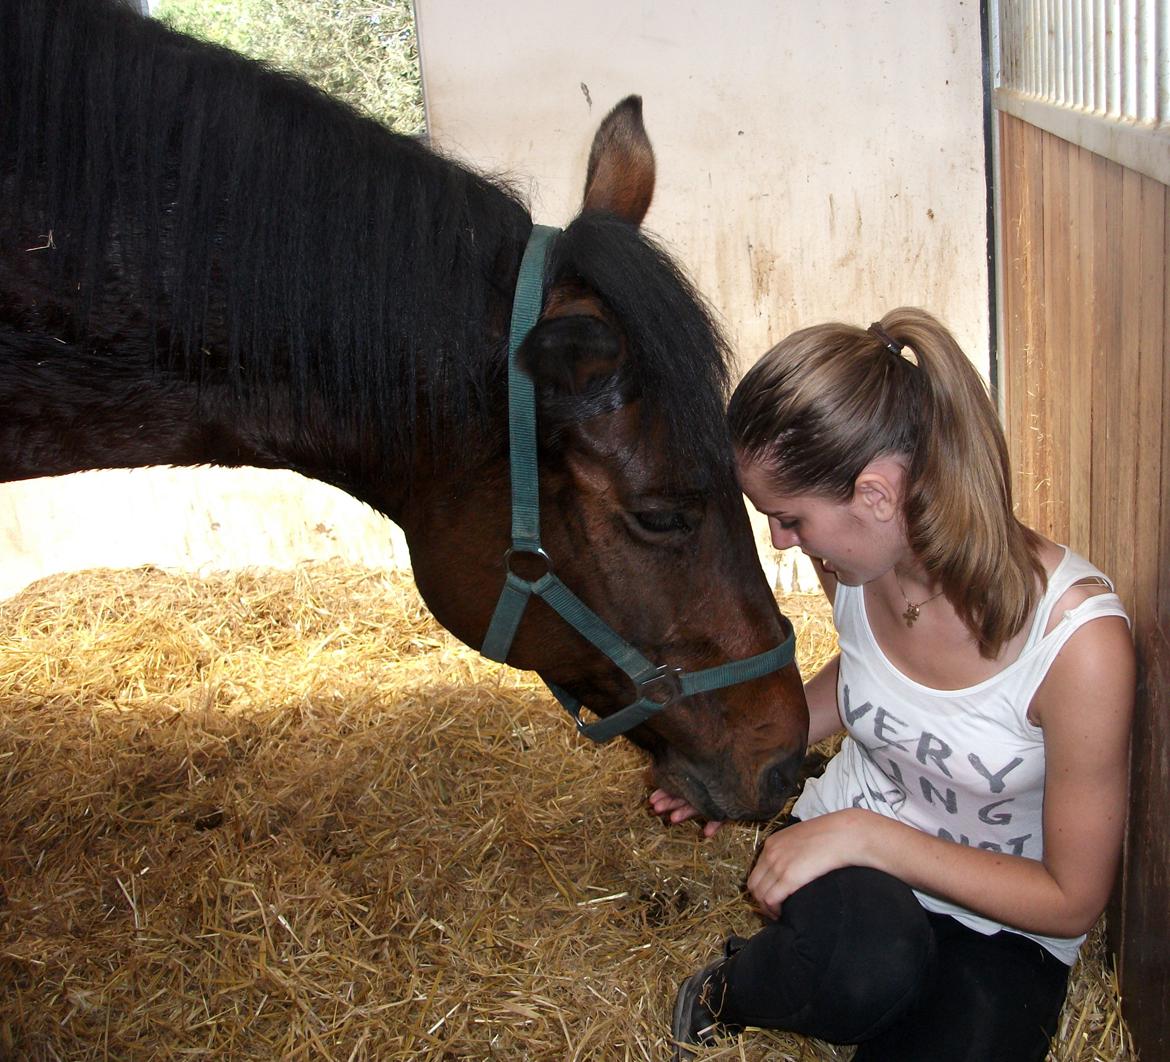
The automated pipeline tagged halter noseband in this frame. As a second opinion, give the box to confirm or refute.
[481,224,795,743]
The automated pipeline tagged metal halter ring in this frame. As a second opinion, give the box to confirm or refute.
[504,546,553,581]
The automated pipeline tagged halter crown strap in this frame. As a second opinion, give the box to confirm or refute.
[504,224,557,551]
[481,224,795,743]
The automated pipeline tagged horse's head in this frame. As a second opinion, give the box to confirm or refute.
[408,98,807,822]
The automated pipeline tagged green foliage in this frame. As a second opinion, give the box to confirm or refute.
[155,0,424,135]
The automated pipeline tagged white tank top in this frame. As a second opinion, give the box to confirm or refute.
[791,547,1129,964]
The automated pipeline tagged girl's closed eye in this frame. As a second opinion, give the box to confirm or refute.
[777,517,799,531]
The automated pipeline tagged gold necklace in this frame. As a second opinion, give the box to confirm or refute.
[894,572,945,628]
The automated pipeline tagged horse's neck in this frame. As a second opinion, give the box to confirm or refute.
[0,332,273,475]
[0,335,241,478]
[0,323,508,530]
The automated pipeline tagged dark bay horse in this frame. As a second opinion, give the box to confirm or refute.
[0,0,808,822]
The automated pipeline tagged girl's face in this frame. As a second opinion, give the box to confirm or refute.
[737,459,901,586]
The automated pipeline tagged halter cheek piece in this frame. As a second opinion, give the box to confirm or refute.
[481,224,795,744]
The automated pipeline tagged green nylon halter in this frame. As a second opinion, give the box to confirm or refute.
[481,224,795,744]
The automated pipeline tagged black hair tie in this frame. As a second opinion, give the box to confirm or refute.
[868,322,904,356]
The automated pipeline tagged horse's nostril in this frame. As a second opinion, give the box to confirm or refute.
[763,749,805,803]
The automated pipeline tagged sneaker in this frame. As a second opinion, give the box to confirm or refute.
[670,956,726,1061]
[670,936,747,1061]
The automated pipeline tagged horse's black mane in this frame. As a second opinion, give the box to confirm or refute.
[0,0,733,478]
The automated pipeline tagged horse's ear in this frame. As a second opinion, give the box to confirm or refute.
[582,95,655,226]
[517,315,622,396]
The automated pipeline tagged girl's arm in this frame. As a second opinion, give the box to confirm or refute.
[747,615,1135,938]
[804,557,844,745]
[805,653,843,745]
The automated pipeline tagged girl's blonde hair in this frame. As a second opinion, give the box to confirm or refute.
[728,307,1044,659]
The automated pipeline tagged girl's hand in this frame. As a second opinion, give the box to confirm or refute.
[747,808,872,917]
[648,788,724,837]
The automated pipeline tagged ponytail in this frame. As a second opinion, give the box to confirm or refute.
[729,307,1044,658]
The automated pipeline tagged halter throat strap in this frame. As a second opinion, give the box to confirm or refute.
[480,224,795,743]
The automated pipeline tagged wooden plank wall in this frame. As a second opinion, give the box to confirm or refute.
[998,111,1169,1057]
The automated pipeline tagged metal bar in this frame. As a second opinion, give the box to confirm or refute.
[1106,0,1121,116]
[1158,0,1170,122]
[1091,0,1101,109]
[1135,0,1155,121]
[1084,0,1098,112]
[1073,0,1086,108]
[1122,0,1138,119]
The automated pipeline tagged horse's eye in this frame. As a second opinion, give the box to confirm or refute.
[632,509,692,536]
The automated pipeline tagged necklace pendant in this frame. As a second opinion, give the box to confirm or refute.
[902,603,920,627]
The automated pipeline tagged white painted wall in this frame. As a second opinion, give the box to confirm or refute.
[0,1,989,599]
[0,469,408,601]
[416,0,990,376]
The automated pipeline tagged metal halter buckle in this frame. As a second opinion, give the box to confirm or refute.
[635,664,684,707]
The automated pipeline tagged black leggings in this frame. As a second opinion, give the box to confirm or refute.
[708,866,1071,1062]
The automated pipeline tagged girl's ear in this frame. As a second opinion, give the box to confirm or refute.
[853,458,905,523]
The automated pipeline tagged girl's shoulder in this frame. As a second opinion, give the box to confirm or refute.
[1018,537,1132,729]
[1033,537,1121,638]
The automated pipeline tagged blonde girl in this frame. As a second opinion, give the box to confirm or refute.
[656,308,1134,1062]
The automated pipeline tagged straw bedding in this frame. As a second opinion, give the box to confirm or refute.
[0,563,1134,1060]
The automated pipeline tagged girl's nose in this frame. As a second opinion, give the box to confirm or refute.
[768,517,799,550]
